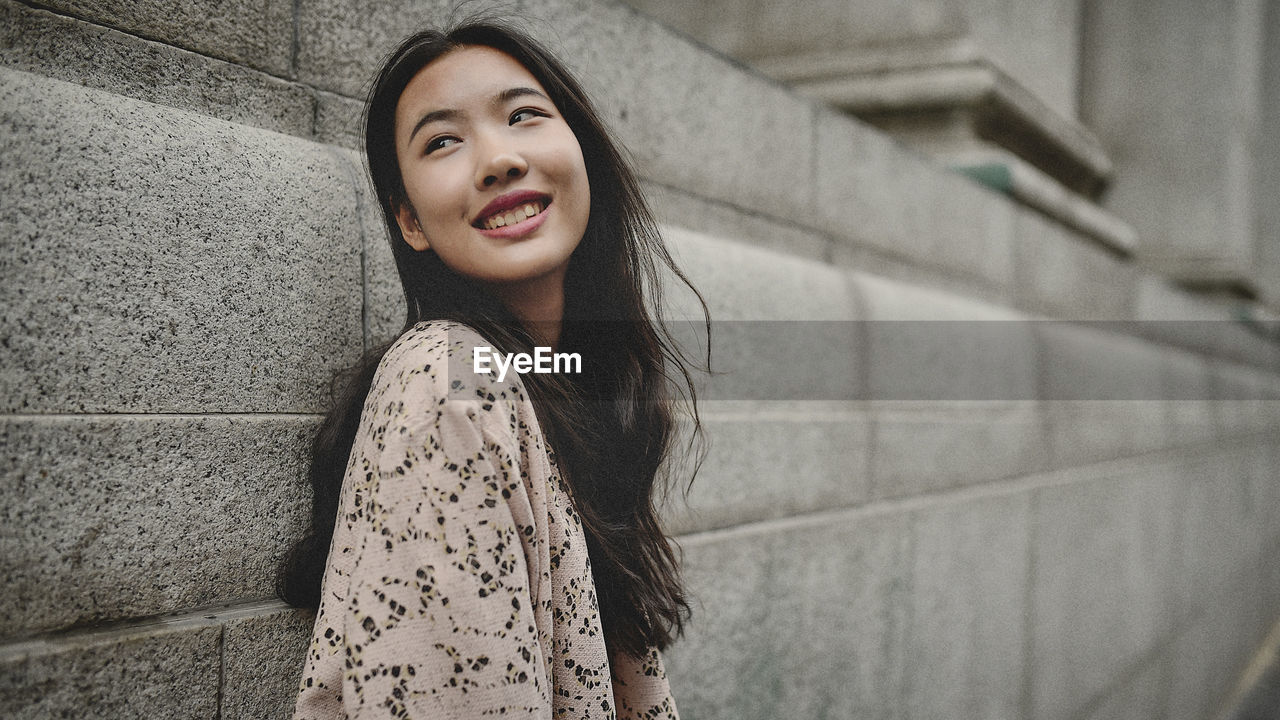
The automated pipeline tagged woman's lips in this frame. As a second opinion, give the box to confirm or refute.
[479,199,547,230]
[473,190,550,226]
[475,200,550,239]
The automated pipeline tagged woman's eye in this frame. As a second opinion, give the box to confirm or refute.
[425,136,460,154]
[510,108,547,124]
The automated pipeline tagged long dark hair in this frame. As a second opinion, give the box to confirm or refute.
[278,18,711,659]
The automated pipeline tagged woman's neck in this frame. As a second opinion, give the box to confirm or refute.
[488,269,566,350]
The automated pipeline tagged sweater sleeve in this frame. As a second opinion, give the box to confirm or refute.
[337,395,551,718]
[611,645,680,720]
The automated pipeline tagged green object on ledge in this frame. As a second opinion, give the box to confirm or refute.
[952,162,1015,195]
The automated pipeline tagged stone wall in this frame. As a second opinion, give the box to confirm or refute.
[2,1,1278,718]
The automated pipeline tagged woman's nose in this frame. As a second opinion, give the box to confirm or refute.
[475,136,529,188]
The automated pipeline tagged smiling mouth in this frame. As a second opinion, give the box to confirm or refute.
[476,199,549,230]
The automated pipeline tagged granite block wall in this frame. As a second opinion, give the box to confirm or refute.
[2,1,1277,718]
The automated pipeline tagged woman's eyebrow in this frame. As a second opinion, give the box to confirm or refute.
[407,107,460,143]
[494,86,551,106]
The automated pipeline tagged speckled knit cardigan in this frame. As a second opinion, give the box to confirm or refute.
[293,321,679,719]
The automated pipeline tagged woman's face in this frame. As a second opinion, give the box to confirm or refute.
[393,45,591,304]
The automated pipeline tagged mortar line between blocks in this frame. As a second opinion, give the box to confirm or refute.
[289,0,301,80]
[1018,490,1038,719]
[1,412,324,421]
[216,623,226,720]
[0,599,295,658]
[11,0,304,88]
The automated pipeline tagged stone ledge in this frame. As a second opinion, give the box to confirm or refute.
[0,0,315,137]
[761,51,1112,198]
[0,599,311,719]
[28,0,293,76]
[0,619,221,719]
[948,148,1137,256]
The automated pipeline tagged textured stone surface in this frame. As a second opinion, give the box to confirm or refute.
[313,89,365,148]
[0,69,364,413]
[1012,206,1134,320]
[623,0,1084,121]
[664,403,871,534]
[1168,580,1261,720]
[817,103,1029,300]
[0,621,220,719]
[1213,363,1275,438]
[623,0,967,68]
[1166,615,1229,720]
[1160,348,1220,448]
[1081,0,1262,289]
[643,181,829,264]
[662,227,861,402]
[668,511,909,720]
[1128,279,1280,372]
[1253,441,1280,575]
[1082,654,1170,720]
[1043,398,1171,468]
[813,106,935,267]
[904,491,1029,720]
[1036,323,1172,467]
[1260,2,1280,307]
[664,227,856,321]
[0,0,314,136]
[1037,322,1169,401]
[869,401,1046,499]
[925,168,1017,291]
[1175,449,1268,622]
[831,236,1015,312]
[1030,465,1181,720]
[221,606,315,720]
[354,142,409,348]
[946,147,1135,254]
[1134,273,1232,322]
[854,272,1037,401]
[524,0,817,229]
[294,0,454,95]
[30,0,293,74]
[0,416,315,636]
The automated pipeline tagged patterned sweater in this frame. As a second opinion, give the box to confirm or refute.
[293,321,679,719]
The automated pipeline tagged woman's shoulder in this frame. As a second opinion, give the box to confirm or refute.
[370,320,528,421]
[380,319,488,370]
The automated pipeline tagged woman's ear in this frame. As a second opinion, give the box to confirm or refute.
[394,202,431,251]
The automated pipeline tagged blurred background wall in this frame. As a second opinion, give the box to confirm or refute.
[2,0,1278,718]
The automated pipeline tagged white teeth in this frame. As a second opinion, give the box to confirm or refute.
[482,200,545,230]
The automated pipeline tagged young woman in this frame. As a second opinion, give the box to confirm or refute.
[279,18,709,719]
